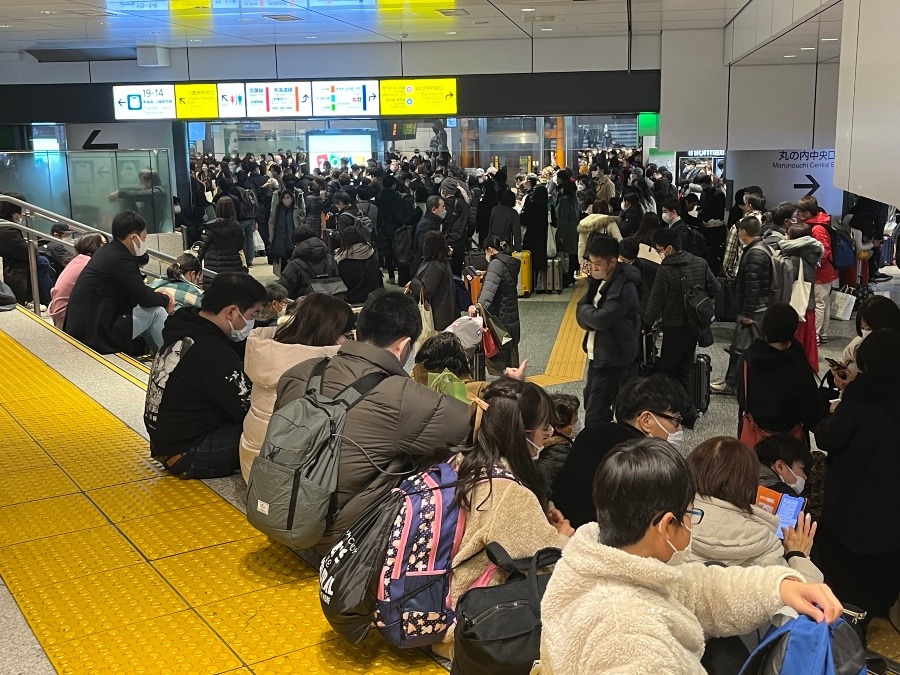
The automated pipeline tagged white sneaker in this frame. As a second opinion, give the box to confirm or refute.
[24,301,47,312]
[711,379,726,387]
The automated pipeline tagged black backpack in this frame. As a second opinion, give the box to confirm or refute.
[236,186,259,221]
[677,268,714,347]
[393,225,414,266]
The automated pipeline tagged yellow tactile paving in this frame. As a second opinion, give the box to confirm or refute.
[58,451,166,491]
[45,610,242,675]
[155,535,314,607]
[0,526,142,592]
[0,465,78,507]
[119,501,261,560]
[15,563,188,645]
[0,492,108,547]
[528,282,587,387]
[196,576,335,664]
[89,475,223,523]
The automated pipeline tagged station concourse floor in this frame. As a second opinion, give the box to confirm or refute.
[0,262,898,674]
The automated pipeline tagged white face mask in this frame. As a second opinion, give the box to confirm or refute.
[173,204,182,214]
[435,209,447,220]
[784,466,806,495]
[434,176,443,184]
[132,233,148,257]
[571,420,583,437]
[651,413,684,449]
[526,437,543,460]
[228,311,254,342]
[664,522,692,566]
[661,212,674,225]
[861,328,872,339]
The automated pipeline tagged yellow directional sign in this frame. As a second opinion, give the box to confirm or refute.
[379,78,458,116]
[174,83,219,119]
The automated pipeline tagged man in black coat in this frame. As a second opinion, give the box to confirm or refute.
[0,192,54,305]
[619,192,642,238]
[697,175,727,222]
[552,374,686,528]
[66,211,173,354]
[409,195,445,276]
[374,175,404,283]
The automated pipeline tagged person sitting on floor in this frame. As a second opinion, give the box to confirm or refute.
[755,432,813,498]
[148,253,204,310]
[144,272,267,478]
[535,393,580,494]
[48,233,105,329]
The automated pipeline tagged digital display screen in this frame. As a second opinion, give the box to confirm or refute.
[307,134,372,170]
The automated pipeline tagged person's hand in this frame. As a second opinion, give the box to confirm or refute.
[739,316,754,325]
[468,305,478,317]
[547,507,565,526]
[548,509,575,537]
[829,399,841,413]
[476,270,486,278]
[834,368,855,391]
[778,578,843,624]
[783,511,816,556]
[447,246,454,257]
[403,283,411,294]
[253,223,258,231]
[503,359,528,380]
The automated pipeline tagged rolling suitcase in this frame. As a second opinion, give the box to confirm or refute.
[465,251,488,272]
[513,250,533,298]
[715,277,738,322]
[692,352,711,414]
[638,330,659,375]
[545,256,563,294]
[466,274,483,306]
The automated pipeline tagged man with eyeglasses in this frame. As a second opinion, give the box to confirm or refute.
[551,374,688,529]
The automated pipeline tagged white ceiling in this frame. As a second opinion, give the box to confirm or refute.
[733,1,841,65]
[0,0,753,50]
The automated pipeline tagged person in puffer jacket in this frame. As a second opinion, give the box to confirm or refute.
[778,223,823,371]
[278,225,339,298]
[577,208,623,261]
[534,394,580,493]
[475,235,521,372]
[197,199,245,275]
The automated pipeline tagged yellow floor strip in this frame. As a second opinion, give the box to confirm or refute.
[0,328,448,674]
[529,282,587,387]
[115,351,151,375]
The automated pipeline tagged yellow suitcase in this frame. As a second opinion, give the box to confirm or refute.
[513,250,532,298]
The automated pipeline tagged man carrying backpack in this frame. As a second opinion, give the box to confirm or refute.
[273,291,470,554]
[235,171,260,268]
[796,196,838,345]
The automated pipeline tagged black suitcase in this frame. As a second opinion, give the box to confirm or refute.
[638,330,659,375]
[715,277,738,322]
[692,352,711,414]
[465,251,489,272]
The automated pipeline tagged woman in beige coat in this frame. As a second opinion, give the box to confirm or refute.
[576,200,622,261]
[238,293,354,481]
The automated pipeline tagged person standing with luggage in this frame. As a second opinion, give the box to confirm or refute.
[642,228,719,428]
[521,183,553,292]
[555,181,580,288]
[577,236,641,426]
[472,236,521,372]
[796,196,838,345]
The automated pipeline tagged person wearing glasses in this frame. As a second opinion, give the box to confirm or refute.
[539,438,843,674]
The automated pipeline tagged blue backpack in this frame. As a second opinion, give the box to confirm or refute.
[373,461,517,649]
[738,615,866,675]
[831,229,856,269]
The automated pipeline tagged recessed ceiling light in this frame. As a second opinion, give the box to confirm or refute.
[39,10,57,14]
[521,8,536,11]
[264,14,302,21]
[0,24,10,28]
[800,47,816,50]
[446,30,456,34]
[784,54,797,58]
[540,27,552,31]
[821,38,838,41]
[148,30,160,34]
[305,35,317,38]
[189,38,202,42]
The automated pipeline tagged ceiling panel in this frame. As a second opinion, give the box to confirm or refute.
[733,0,842,66]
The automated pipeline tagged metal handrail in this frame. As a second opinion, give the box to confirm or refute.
[0,195,194,318]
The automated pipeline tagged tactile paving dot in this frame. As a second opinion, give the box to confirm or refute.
[0,465,78,507]
[48,431,150,463]
[196,576,335,664]
[45,609,242,674]
[57,451,164,491]
[16,563,187,645]
[0,525,143,592]
[251,632,450,674]
[155,535,314,607]
[119,501,260,560]
[89,476,221,522]
[0,439,55,475]
[0,406,46,455]
[0,493,107,547]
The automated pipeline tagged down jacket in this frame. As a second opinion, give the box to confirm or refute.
[577,214,622,260]
[735,239,773,318]
[278,237,339,298]
[336,243,383,305]
[197,218,244,274]
[777,235,823,313]
[477,252,521,343]
[539,523,799,674]
[577,263,641,367]
[643,251,720,329]
[275,341,470,553]
[682,494,823,582]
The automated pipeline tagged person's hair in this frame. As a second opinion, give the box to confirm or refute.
[560,180,576,196]
[786,223,811,239]
[75,233,105,256]
[274,293,353,346]
[661,198,680,213]
[615,374,683,423]
[550,393,580,430]
[738,215,761,237]
[0,192,25,219]
[456,378,552,512]
[278,187,295,206]
[200,272,266,313]
[414,332,472,379]
[269,164,282,176]
[696,174,712,186]
[594,438,695,548]
[619,237,639,261]
[586,234,619,259]
[653,227,680,251]
[111,211,147,240]
[339,226,368,253]
[634,212,661,245]
[772,202,797,227]
[382,175,398,190]
[744,194,766,212]
[334,190,351,207]
[755,433,812,472]
[761,303,799,343]
[621,192,636,207]
[796,195,819,214]
[687,437,758,513]
[482,234,510,254]
[498,190,516,208]
[139,169,161,187]
[266,282,288,303]
[592,198,611,215]
[166,252,202,281]
[356,184,374,201]
[425,195,443,212]
[293,225,317,244]
[356,290,422,347]
[215,198,236,221]
[682,193,699,207]
[422,230,449,262]
[856,328,900,380]
[856,295,900,337]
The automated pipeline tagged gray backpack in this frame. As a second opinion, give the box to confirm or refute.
[246,358,386,551]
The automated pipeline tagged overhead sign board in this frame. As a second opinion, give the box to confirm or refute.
[113,85,176,120]
[312,80,379,117]
[379,78,457,116]
[217,82,247,118]
[246,81,313,117]
[174,83,219,119]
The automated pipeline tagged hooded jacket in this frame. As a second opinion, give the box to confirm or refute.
[735,238,773,317]
[577,214,622,260]
[577,263,641,367]
[278,237,339,298]
[778,235,823,313]
[275,341,470,552]
[198,217,244,274]
[806,211,838,284]
[682,494,823,582]
[539,523,797,674]
[477,252,521,343]
[643,251,720,329]
[238,325,339,481]
[144,307,250,457]
[336,243,382,305]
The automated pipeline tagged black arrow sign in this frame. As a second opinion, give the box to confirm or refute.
[117,98,125,106]
[301,94,309,103]
[793,174,820,197]
[445,92,453,100]
[221,94,228,102]
[97,167,110,178]
[368,93,376,101]
[179,97,187,104]
[82,129,119,151]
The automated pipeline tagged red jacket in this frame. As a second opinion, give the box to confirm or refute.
[808,212,838,284]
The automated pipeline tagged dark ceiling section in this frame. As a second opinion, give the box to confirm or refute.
[26,48,138,63]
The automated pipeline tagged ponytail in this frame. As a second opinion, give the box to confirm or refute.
[166,252,202,282]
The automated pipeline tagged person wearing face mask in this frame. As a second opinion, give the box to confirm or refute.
[275,291,470,554]
[238,293,352,482]
[539,438,844,674]
[576,235,641,427]
[65,211,174,354]
[409,195,446,276]
[149,253,204,310]
[837,294,900,378]
[144,272,267,479]
[472,236,521,372]
[0,191,55,307]
[197,198,246,278]
[755,433,813,498]
[252,282,289,328]
[534,393,580,493]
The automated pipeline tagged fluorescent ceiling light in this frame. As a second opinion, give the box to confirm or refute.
[265,14,302,21]
[800,47,816,51]
[446,31,456,34]
[784,54,797,58]
[540,27,552,31]
[821,38,838,41]
[39,11,57,14]
[305,35,317,38]
[189,39,202,42]
[521,8,536,11]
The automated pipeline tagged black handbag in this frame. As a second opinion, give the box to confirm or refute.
[451,543,562,675]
